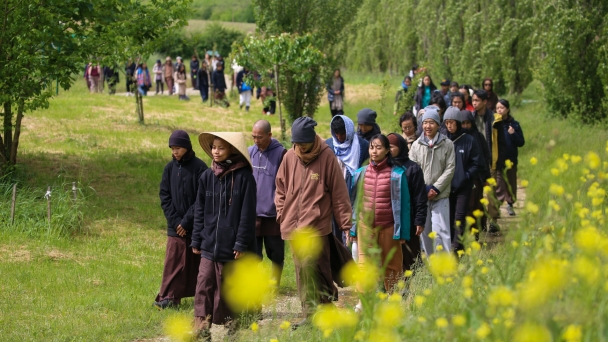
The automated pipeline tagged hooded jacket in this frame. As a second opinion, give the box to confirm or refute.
[447,129,483,193]
[502,115,525,165]
[160,152,208,237]
[356,109,382,142]
[408,133,456,200]
[212,69,227,92]
[473,108,507,171]
[190,166,257,263]
[462,111,492,182]
[275,135,352,239]
[248,139,287,217]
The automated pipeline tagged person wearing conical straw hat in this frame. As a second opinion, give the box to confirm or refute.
[191,132,257,340]
[275,117,352,327]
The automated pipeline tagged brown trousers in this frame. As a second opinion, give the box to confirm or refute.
[358,226,403,293]
[495,165,517,204]
[156,236,200,303]
[194,257,232,326]
[165,77,174,95]
[290,234,337,316]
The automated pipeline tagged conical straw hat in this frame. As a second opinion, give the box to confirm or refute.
[198,132,252,167]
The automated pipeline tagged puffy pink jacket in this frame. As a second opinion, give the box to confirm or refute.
[362,158,394,229]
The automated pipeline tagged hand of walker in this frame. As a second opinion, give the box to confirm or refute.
[415,225,424,236]
[192,248,201,254]
[427,189,438,200]
[234,250,244,259]
[176,224,187,237]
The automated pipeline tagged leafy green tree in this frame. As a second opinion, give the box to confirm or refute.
[232,34,326,139]
[252,0,362,121]
[0,0,191,173]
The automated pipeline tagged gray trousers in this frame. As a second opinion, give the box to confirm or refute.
[421,197,451,255]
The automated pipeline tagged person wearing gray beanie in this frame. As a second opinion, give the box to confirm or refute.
[356,108,381,142]
[291,117,318,143]
[442,106,461,122]
[409,103,455,255]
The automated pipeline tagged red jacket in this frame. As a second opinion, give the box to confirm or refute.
[362,158,394,230]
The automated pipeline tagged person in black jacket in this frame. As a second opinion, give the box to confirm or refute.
[190,55,200,90]
[192,132,256,339]
[197,61,209,102]
[472,89,507,232]
[443,107,483,251]
[103,66,119,95]
[212,62,229,107]
[387,133,427,273]
[496,99,525,216]
[155,130,208,310]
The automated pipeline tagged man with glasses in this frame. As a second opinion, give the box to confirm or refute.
[248,120,287,289]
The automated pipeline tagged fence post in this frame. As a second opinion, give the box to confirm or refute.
[45,186,52,223]
[10,183,16,224]
[72,182,77,203]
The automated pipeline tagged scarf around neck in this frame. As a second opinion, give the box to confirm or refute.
[294,135,323,165]
[212,154,247,178]
[331,115,360,176]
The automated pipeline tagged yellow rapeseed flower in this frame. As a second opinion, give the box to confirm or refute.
[279,321,291,330]
[452,315,466,326]
[376,292,388,300]
[563,153,570,160]
[404,270,413,277]
[465,216,476,226]
[512,241,519,248]
[557,158,569,171]
[463,276,473,288]
[417,316,427,323]
[562,324,582,342]
[571,155,582,164]
[549,200,561,212]
[415,295,426,307]
[530,157,538,165]
[428,231,437,239]
[471,241,481,251]
[592,197,604,206]
[375,302,404,328]
[480,198,489,206]
[573,256,600,284]
[481,267,489,274]
[519,257,568,310]
[525,201,539,214]
[340,260,379,292]
[464,287,473,298]
[505,159,513,170]
[388,293,401,302]
[473,209,484,218]
[513,323,551,342]
[164,314,194,342]
[222,254,272,312]
[435,317,449,328]
[585,151,601,169]
[269,339,279,342]
[353,330,365,341]
[476,322,491,339]
[428,253,457,279]
[551,168,560,176]
[549,183,565,196]
[290,226,322,260]
[520,179,529,187]
[483,185,492,195]
[313,304,358,332]
[488,286,515,307]
[368,329,400,342]
[575,226,603,254]
[250,322,259,333]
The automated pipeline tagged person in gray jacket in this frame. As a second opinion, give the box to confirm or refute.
[409,107,456,254]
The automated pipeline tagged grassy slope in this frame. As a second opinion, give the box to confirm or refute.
[185,19,256,35]
[0,73,605,340]
[189,0,253,22]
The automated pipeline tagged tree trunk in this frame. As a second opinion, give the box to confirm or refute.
[273,64,286,142]
[9,100,24,164]
[3,101,12,160]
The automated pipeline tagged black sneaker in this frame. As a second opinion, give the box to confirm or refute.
[153,299,176,310]
[489,221,501,233]
[506,205,516,216]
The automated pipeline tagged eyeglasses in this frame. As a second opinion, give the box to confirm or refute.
[402,126,415,132]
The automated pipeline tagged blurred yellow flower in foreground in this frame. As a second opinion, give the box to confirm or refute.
[505,159,513,170]
[475,322,491,339]
[466,216,476,226]
[488,286,514,307]
[519,257,568,310]
[530,157,538,165]
[428,253,457,279]
[513,323,551,342]
[585,151,601,169]
[375,301,404,328]
[340,260,379,292]
[573,256,600,284]
[575,226,604,254]
[562,324,582,342]
[480,198,489,206]
[520,179,529,187]
[487,177,497,186]
[313,304,358,333]
[164,314,194,342]
[279,321,290,330]
[415,295,426,307]
[525,201,539,214]
[223,254,272,312]
[473,209,484,218]
[551,168,560,176]
[428,231,437,239]
[250,322,259,333]
[290,226,322,260]
[368,329,400,342]
[435,317,448,328]
[452,315,466,326]
[549,183,565,196]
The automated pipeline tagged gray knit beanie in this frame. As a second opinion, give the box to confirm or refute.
[291,117,317,143]
[421,106,441,125]
[443,106,462,122]
[357,108,377,125]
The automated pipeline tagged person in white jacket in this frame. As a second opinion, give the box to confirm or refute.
[409,106,455,254]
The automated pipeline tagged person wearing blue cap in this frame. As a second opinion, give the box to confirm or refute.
[409,107,455,255]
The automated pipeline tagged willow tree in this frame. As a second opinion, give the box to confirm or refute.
[0,0,190,173]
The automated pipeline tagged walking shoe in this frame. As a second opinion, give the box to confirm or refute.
[240,104,243,110]
[153,299,176,310]
[506,204,516,216]
[489,221,501,233]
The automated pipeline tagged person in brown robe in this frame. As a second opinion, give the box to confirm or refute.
[155,130,208,309]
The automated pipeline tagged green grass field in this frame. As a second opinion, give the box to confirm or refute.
[185,19,256,35]
[0,73,606,341]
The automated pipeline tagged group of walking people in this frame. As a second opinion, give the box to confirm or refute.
[152,71,524,340]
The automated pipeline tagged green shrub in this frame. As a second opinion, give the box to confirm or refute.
[157,23,245,60]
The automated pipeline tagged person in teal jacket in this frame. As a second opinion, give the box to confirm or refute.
[348,134,411,311]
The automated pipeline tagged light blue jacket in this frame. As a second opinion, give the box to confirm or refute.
[349,165,412,240]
